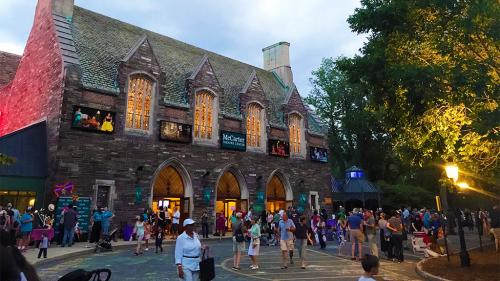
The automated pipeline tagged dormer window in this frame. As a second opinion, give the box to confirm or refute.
[246,103,265,149]
[289,113,305,157]
[126,75,154,131]
[194,90,218,142]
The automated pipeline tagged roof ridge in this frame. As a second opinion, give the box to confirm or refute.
[0,50,22,58]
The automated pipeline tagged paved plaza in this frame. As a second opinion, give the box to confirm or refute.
[36,239,425,281]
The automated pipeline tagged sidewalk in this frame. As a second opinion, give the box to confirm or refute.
[28,235,231,266]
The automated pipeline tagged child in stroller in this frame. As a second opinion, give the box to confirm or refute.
[94,228,118,253]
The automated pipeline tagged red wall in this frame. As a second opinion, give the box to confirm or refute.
[0,0,64,137]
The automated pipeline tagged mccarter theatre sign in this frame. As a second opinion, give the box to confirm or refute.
[221,131,246,151]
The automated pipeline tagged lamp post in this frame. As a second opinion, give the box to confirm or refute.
[444,164,470,267]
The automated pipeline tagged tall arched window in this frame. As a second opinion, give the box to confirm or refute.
[194,91,214,139]
[126,76,153,131]
[289,113,302,154]
[246,103,263,147]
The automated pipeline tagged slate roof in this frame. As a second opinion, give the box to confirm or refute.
[70,7,272,125]
[69,6,326,131]
[0,51,21,89]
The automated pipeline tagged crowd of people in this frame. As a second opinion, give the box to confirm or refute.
[1,199,499,281]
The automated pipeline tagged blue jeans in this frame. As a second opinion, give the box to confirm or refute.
[63,227,75,246]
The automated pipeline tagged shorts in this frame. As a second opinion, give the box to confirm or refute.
[280,239,294,251]
[350,229,364,242]
[490,228,500,239]
[136,234,144,243]
[232,237,246,252]
[172,223,179,233]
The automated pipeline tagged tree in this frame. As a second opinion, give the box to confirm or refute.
[342,0,499,186]
[306,57,398,182]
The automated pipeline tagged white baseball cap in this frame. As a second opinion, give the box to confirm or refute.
[183,218,195,227]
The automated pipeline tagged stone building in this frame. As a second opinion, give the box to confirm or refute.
[0,0,331,229]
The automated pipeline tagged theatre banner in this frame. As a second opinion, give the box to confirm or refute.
[268,139,289,157]
[221,131,246,151]
[160,121,192,143]
[71,106,115,133]
[310,147,328,163]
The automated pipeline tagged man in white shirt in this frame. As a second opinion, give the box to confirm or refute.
[175,219,202,281]
[171,207,181,239]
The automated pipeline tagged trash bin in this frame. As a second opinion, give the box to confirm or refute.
[123,224,133,241]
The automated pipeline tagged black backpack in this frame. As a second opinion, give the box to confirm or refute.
[234,227,245,242]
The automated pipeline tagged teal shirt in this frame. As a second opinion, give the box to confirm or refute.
[93,212,103,222]
[20,213,33,232]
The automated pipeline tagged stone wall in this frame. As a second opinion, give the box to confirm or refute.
[0,0,64,138]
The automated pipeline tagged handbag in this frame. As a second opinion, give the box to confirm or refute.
[199,247,215,281]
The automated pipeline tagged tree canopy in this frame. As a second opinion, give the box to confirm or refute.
[307,0,499,199]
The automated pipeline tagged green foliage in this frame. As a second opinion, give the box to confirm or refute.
[306,58,397,181]
[307,0,499,196]
[0,153,15,166]
[378,182,435,211]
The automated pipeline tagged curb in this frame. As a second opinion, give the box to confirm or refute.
[414,243,493,281]
[32,236,232,267]
[415,257,451,281]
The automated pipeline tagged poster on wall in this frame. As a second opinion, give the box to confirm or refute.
[310,147,328,163]
[54,196,91,235]
[160,121,192,143]
[71,106,115,133]
[221,131,246,151]
[268,139,289,157]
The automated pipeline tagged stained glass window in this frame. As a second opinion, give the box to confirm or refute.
[289,114,302,154]
[246,103,262,147]
[126,76,153,131]
[194,91,214,139]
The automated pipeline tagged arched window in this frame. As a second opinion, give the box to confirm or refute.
[194,91,214,139]
[246,103,263,147]
[289,113,302,154]
[126,76,153,131]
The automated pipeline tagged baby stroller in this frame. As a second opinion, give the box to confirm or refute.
[58,269,111,281]
[94,228,118,253]
[411,231,429,254]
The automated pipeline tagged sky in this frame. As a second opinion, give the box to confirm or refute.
[0,0,366,97]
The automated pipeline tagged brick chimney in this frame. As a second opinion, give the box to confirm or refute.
[262,42,293,87]
[52,0,74,19]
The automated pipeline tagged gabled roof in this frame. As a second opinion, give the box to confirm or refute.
[0,51,21,89]
[70,6,290,127]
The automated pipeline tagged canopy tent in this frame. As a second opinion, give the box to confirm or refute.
[331,166,381,209]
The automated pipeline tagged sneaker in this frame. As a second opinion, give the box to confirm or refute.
[251,265,259,270]
[281,266,288,269]
[231,266,240,271]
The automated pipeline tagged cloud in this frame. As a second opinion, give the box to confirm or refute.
[0,0,366,96]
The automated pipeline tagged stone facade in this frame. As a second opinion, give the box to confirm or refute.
[0,0,332,229]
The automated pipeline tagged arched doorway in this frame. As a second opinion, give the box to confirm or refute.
[150,159,193,226]
[266,170,293,212]
[215,166,248,230]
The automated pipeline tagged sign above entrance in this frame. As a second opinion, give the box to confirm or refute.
[221,131,246,151]
[160,121,192,143]
[268,139,290,157]
[310,147,328,163]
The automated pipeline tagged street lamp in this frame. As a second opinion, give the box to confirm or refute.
[445,164,459,182]
[443,164,470,267]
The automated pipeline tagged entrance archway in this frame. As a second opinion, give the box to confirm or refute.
[266,170,293,212]
[150,158,193,226]
[215,165,248,230]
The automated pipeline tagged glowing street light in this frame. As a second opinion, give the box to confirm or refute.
[457,182,470,190]
[445,163,459,182]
